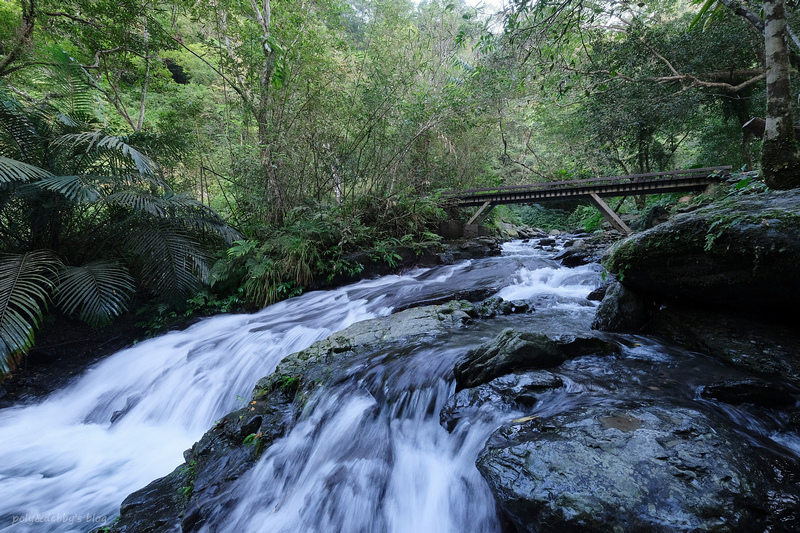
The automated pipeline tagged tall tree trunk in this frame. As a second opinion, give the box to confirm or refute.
[762,0,800,189]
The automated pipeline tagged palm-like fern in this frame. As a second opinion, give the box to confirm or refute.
[0,70,235,375]
[0,251,60,374]
[54,261,136,327]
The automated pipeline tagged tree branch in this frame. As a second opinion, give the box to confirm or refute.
[655,72,766,92]
[43,11,100,28]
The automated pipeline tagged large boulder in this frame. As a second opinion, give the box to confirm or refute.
[440,370,564,432]
[477,403,800,532]
[602,189,800,317]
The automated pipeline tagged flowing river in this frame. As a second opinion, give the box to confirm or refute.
[1,239,798,531]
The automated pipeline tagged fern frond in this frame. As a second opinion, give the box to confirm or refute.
[34,174,106,202]
[0,156,55,183]
[104,190,166,216]
[125,222,210,299]
[54,261,136,327]
[53,131,158,176]
[0,251,61,374]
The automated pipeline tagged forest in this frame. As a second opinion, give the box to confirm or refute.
[2,0,800,375]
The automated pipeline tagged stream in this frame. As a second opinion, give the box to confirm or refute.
[1,239,798,531]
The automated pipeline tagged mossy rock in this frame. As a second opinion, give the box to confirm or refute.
[603,189,800,317]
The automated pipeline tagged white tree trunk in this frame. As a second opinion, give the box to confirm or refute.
[762,0,800,189]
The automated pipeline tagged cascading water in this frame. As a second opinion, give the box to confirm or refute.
[0,242,598,532]
[2,239,798,532]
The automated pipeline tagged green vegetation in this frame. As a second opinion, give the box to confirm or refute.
[2,0,799,375]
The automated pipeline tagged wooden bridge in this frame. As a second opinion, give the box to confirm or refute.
[445,166,732,234]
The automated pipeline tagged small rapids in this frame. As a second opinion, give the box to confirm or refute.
[1,239,798,532]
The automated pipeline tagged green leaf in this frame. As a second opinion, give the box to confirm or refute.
[34,174,105,202]
[689,0,719,30]
[54,261,136,327]
[0,156,55,183]
[125,221,210,300]
[0,251,61,375]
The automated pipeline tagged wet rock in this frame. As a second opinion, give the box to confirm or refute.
[602,189,800,318]
[700,380,797,407]
[447,237,502,261]
[591,281,653,332]
[440,371,563,431]
[555,335,619,359]
[478,404,800,532]
[553,244,593,267]
[473,298,531,318]
[115,463,191,533]
[393,288,495,313]
[516,226,542,239]
[454,329,618,390]
[454,330,565,390]
[110,302,476,532]
[537,238,556,247]
[586,283,609,301]
[644,306,800,385]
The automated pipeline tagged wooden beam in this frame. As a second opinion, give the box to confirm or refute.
[466,201,494,225]
[589,192,632,234]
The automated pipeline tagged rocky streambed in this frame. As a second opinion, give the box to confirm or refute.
[104,223,800,532]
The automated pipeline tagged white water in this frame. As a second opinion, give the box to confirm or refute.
[0,243,601,532]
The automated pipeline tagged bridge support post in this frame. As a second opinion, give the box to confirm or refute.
[589,193,632,234]
[466,201,495,226]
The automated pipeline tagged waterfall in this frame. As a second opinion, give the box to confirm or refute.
[0,242,602,532]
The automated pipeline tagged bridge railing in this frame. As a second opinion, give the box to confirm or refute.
[444,166,732,198]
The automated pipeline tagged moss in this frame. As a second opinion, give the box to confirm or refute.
[176,460,196,500]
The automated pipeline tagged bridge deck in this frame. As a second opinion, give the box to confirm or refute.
[446,166,732,234]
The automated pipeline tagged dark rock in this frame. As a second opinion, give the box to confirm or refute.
[591,281,653,332]
[644,305,800,385]
[537,238,556,246]
[555,335,620,359]
[700,380,797,407]
[553,241,593,267]
[560,252,592,267]
[440,371,563,431]
[478,403,800,532]
[454,329,618,391]
[393,288,495,313]
[115,463,190,533]
[474,298,532,318]
[586,283,609,301]
[602,189,800,318]
[498,300,530,315]
[455,330,565,390]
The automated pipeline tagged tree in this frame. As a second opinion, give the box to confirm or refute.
[495,3,747,177]
[694,0,800,188]
[761,0,800,187]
